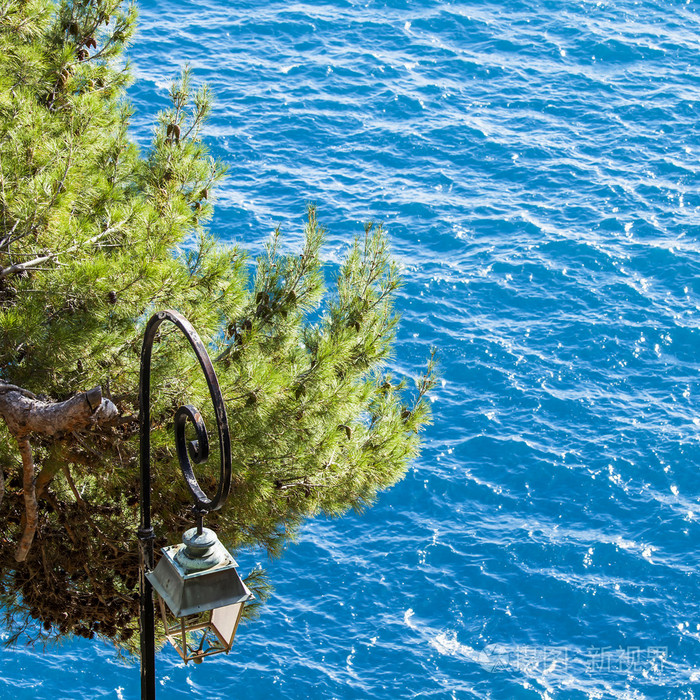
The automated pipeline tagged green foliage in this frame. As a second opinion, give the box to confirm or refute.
[0,0,435,649]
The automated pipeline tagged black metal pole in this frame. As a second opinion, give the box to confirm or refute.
[138,310,233,700]
[138,313,159,700]
[138,532,156,700]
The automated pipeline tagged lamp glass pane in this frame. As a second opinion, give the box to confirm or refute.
[211,602,243,646]
[157,594,228,663]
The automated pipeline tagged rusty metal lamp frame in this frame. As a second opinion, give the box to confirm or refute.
[137,310,232,700]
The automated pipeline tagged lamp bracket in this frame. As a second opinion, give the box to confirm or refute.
[139,310,232,519]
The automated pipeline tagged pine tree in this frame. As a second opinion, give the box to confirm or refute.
[0,0,434,648]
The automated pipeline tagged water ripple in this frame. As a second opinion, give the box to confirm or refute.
[3,0,700,698]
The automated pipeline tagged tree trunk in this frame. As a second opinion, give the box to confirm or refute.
[0,382,120,561]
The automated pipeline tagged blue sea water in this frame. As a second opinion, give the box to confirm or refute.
[2,0,700,697]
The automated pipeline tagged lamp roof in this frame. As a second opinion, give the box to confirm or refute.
[146,538,254,617]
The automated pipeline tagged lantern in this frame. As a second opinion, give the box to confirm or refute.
[146,526,254,664]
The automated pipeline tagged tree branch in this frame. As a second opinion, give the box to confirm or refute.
[15,436,37,562]
[0,383,120,562]
[0,226,120,280]
[0,383,119,437]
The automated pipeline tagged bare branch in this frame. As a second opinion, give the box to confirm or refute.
[0,226,120,280]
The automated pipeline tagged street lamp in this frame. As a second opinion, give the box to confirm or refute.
[137,310,252,699]
[148,525,252,665]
